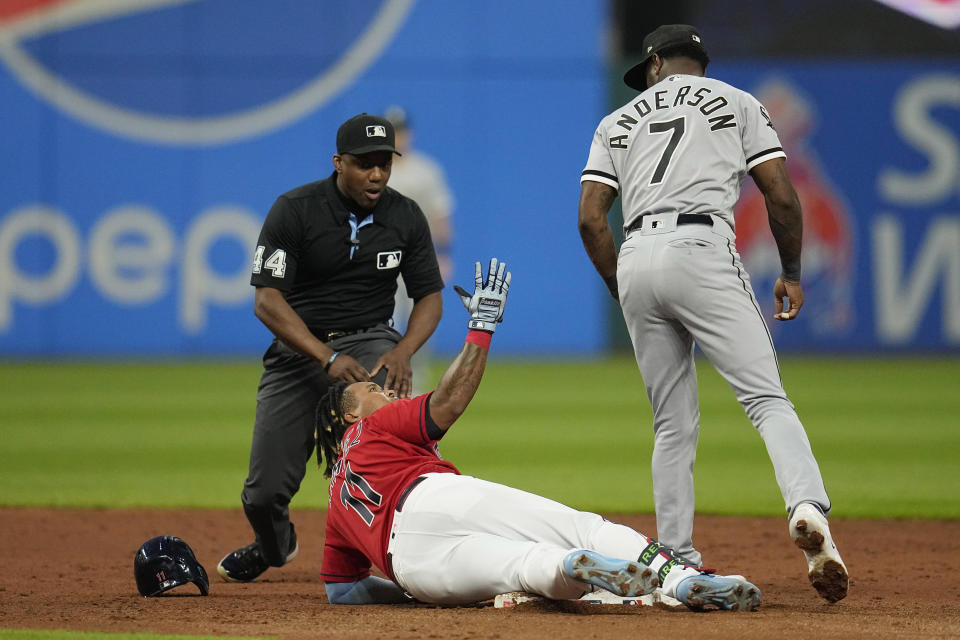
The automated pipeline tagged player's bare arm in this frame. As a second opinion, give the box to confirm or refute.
[578,180,620,301]
[749,157,805,320]
[427,341,489,432]
[371,290,442,398]
[253,286,370,381]
[428,258,511,431]
[750,157,803,278]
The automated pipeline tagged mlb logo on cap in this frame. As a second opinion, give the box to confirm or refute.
[336,113,400,155]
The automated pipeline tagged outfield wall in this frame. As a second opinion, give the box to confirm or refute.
[0,1,957,356]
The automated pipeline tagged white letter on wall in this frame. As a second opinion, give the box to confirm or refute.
[181,206,261,334]
[0,206,81,330]
[874,214,960,343]
[89,205,174,304]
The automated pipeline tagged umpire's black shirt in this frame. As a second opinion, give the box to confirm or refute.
[250,172,443,335]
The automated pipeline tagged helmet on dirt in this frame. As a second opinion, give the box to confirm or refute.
[134,535,209,597]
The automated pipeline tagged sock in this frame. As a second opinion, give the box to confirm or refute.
[636,540,706,597]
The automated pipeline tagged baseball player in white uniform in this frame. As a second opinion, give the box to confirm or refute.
[577,25,848,603]
[320,259,762,611]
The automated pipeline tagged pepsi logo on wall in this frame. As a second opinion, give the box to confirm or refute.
[0,0,415,145]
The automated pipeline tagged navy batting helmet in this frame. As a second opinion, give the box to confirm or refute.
[134,535,210,597]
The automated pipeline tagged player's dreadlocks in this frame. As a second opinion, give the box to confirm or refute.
[315,381,353,478]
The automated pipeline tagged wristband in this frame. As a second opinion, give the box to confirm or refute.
[780,257,801,283]
[324,351,340,371]
[465,329,492,350]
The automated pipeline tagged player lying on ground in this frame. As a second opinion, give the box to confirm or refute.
[317,258,761,611]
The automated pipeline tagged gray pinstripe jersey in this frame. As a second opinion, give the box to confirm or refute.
[581,74,785,233]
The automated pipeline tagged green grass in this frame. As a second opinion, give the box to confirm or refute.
[1,356,957,519]
[0,362,268,509]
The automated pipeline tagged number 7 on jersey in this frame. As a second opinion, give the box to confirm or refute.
[648,117,686,185]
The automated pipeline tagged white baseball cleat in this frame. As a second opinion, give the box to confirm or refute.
[790,502,848,602]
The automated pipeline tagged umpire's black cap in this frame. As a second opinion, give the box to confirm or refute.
[336,113,402,156]
[623,24,709,92]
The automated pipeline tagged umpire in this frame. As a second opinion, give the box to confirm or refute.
[218,113,444,582]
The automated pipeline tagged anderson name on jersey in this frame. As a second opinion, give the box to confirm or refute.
[581,74,786,232]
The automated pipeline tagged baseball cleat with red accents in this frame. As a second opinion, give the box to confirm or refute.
[563,550,659,597]
[790,502,848,602]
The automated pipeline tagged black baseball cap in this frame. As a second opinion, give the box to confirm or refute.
[336,113,401,156]
[623,24,708,92]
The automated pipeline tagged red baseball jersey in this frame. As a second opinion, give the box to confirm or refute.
[321,393,459,583]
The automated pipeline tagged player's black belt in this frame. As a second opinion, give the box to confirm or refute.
[385,552,396,582]
[625,213,713,235]
[395,475,428,512]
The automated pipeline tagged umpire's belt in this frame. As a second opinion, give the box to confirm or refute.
[315,325,378,343]
[624,213,713,236]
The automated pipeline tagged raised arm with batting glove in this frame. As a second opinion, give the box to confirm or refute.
[428,258,511,431]
[323,257,512,605]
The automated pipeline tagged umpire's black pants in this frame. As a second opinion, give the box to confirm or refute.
[240,324,401,565]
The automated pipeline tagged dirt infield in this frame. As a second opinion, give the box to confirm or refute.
[2,507,958,640]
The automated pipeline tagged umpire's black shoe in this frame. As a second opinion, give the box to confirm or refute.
[217,532,299,583]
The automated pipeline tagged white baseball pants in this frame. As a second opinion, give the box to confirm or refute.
[386,473,658,605]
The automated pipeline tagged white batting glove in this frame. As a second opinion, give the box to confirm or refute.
[453,258,511,333]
